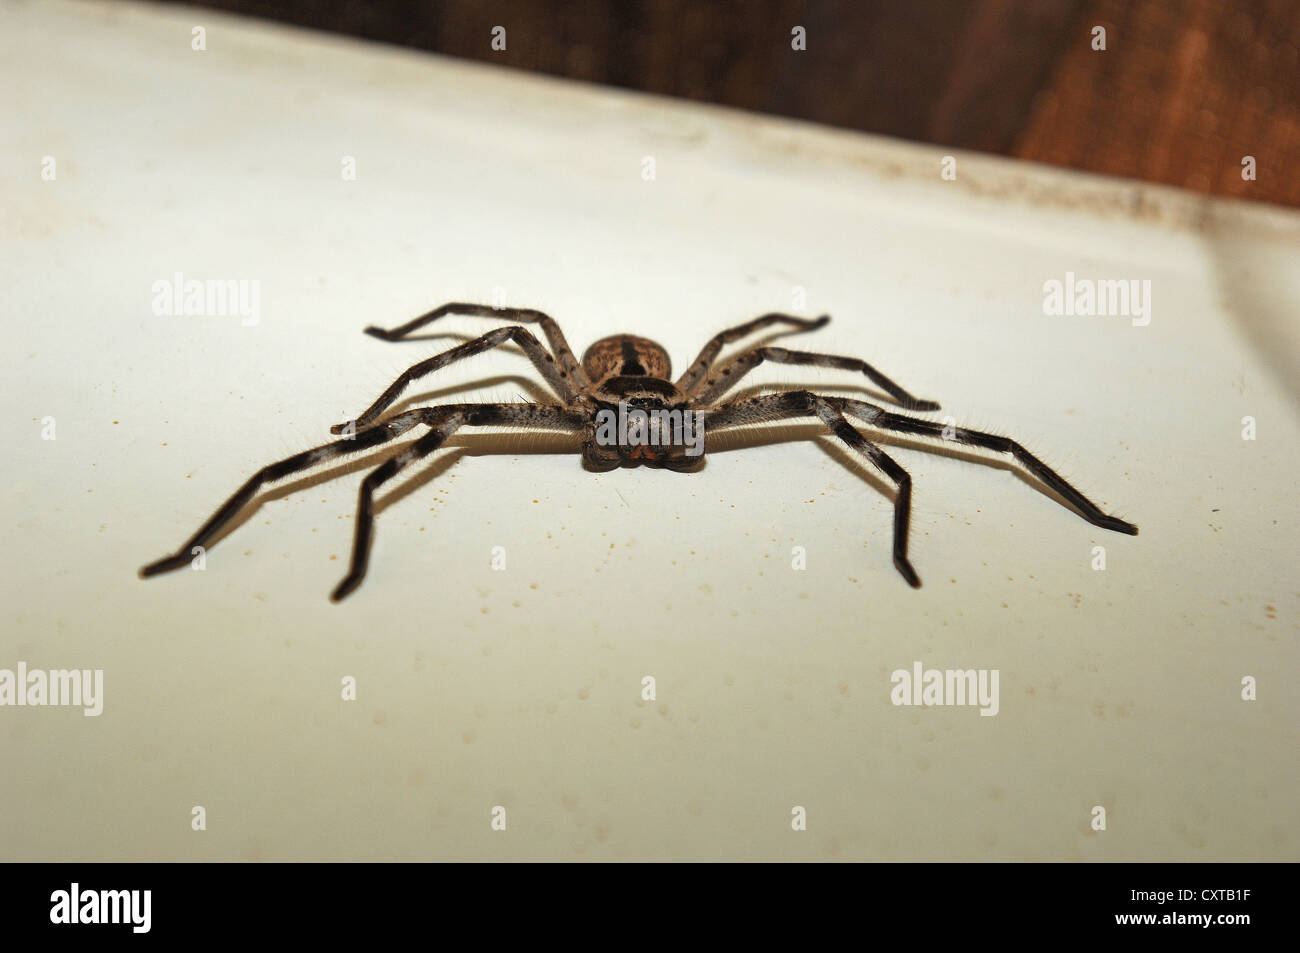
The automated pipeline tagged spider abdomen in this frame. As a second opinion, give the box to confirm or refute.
[582,335,672,382]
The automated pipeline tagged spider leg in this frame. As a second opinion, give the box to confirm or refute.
[691,345,941,411]
[331,403,582,601]
[676,312,830,393]
[703,391,922,586]
[364,302,591,389]
[835,397,1138,535]
[139,408,438,578]
[332,325,576,434]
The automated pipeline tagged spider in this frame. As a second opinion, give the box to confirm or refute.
[140,302,1137,601]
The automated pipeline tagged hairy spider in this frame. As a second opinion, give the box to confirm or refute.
[140,302,1137,601]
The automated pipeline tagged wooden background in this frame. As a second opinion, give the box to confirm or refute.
[157,0,1300,207]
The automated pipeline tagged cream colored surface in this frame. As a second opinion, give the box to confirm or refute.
[2,0,1296,861]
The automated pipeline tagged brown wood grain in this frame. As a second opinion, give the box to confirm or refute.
[1013,0,1300,205]
[155,0,1300,206]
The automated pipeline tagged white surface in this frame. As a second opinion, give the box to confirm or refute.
[1,0,1297,861]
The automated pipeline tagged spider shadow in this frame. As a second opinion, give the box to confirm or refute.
[203,375,574,551]
[204,431,583,551]
[369,331,479,345]
[357,319,891,395]
[200,443,457,552]
[372,429,580,516]
[705,421,893,500]
[371,322,812,352]
[362,330,541,363]
[707,386,1099,523]
[377,380,1086,526]
[351,330,552,392]
[723,380,909,415]
[378,374,556,420]
[201,372,1093,557]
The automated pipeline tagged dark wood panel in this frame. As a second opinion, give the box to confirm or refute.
[151,0,1300,207]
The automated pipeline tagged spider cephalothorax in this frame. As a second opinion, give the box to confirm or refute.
[141,302,1136,601]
